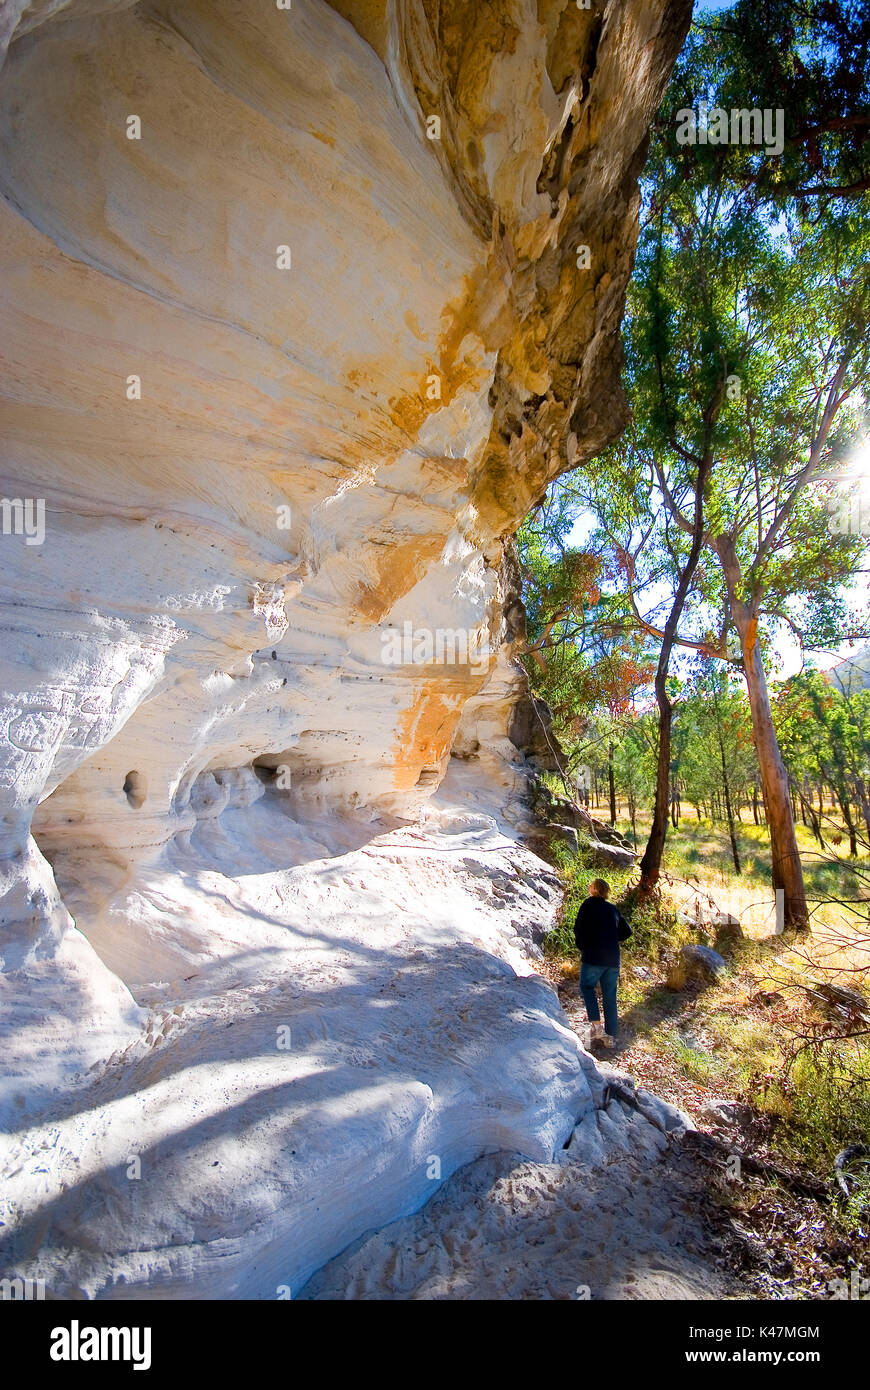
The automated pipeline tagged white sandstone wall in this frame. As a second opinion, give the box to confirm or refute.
[0,0,692,1296]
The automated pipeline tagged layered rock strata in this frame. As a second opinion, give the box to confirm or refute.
[0,0,691,1296]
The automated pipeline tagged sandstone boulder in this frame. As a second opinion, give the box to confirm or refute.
[668,944,727,989]
[682,944,727,980]
[700,1099,756,1130]
[586,838,638,870]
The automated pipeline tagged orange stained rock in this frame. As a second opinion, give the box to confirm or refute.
[392,684,466,790]
[346,248,516,451]
[404,310,428,343]
[325,0,389,63]
[354,535,447,622]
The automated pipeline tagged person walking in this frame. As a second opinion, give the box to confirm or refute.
[573,878,632,1048]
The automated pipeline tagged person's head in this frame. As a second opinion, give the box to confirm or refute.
[589,878,611,899]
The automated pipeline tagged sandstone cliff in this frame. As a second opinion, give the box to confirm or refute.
[0,0,691,1297]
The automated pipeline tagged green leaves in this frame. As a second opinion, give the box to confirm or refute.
[516,1,870,781]
[664,1,870,206]
[618,4,870,665]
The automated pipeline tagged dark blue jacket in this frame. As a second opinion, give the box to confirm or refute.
[573,896,632,969]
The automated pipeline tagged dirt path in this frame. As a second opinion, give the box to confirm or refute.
[549,962,856,1301]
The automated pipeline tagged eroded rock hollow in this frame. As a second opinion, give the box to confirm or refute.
[0,0,691,1297]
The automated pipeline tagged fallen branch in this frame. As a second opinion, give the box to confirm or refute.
[680,1129,829,1201]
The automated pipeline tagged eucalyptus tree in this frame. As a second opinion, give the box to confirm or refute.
[689,0,870,204]
[612,23,870,926]
[516,3,870,923]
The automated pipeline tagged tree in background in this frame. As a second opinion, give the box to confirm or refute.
[689,663,758,870]
[516,3,870,927]
[775,672,870,853]
[608,17,870,926]
[516,502,654,809]
[612,713,657,848]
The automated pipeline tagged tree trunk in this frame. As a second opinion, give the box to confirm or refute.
[798,789,825,849]
[736,612,808,928]
[608,744,617,826]
[639,452,713,897]
[752,786,760,825]
[719,755,740,873]
[639,668,675,891]
[725,791,741,873]
[836,787,858,857]
[853,773,870,842]
[711,684,741,873]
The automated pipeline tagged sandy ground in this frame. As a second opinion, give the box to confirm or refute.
[299,1095,741,1301]
[0,792,597,1299]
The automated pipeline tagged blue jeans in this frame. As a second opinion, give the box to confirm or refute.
[579,964,620,1038]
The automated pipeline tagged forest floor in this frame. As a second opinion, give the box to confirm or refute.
[544,809,870,1300]
[613,805,868,938]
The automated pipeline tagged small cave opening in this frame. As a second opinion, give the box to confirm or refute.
[251,754,296,797]
[123,770,147,809]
